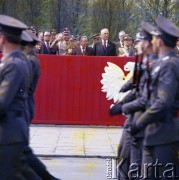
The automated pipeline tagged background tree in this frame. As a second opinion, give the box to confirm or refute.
[0,0,178,41]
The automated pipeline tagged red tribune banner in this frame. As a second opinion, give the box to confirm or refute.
[0,54,134,126]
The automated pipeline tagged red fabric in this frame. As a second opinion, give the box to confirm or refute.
[0,54,134,126]
[33,55,134,125]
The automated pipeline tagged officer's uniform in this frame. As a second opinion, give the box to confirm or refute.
[121,23,157,179]
[132,16,179,179]
[0,15,41,179]
[21,31,60,180]
[109,79,136,180]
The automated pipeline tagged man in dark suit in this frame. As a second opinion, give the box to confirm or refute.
[39,31,55,54]
[72,35,93,56]
[0,14,40,179]
[93,28,117,56]
[130,16,179,179]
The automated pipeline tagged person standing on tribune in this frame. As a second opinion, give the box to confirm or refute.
[93,28,117,56]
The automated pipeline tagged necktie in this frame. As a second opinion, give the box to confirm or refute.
[46,42,50,53]
[104,41,107,49]
[82,48,86,55]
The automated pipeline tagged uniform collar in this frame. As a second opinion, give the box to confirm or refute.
[1,49,21,63]
[158,50,175,61]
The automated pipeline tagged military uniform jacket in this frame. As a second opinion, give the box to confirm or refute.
[0,50,30,145]
[135,51,179,146]
[122,69,147,137]
[27,50,41,121]
[121,55,158,138]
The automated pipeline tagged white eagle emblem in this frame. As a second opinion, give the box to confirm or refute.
[101,62,135,103]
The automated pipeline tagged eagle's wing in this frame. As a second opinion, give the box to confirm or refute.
[101,62,127,103]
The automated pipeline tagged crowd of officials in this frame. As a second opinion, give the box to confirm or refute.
[0,12,179,180]
[28,27,136,56]
[29,25,179,57]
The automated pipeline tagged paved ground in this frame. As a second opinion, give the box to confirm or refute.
[30,125,123,157]
[40,157,110,180]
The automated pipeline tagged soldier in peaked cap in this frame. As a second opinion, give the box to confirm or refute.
[21,31,61,180]
[89,33,100,48]
[0,15,41,179]
[111,22,157,180]
[129,16,179,179]
[118,34,135,57]
[118,22,159,179]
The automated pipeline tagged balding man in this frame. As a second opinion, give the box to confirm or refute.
[93,28,116,56]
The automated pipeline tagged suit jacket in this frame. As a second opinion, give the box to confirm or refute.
[93,40,117,56]
[0,51,30,145]
[135,52,179,146]
[72,46,93,56]
[39,41,54,54]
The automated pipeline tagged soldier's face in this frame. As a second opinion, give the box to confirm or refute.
[135,41,143,54]
[176,39,179,47]
[63,34,70,41]
[141,39,150,53]
[151,35,160,53]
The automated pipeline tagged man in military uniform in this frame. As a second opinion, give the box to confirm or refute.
[109,26,155,179]
[89,33,100,48]
[130,16,179,179]
[51,29,72,55]
[0,14,40,179]
[121,22,157,179]
[21,30,61,180]
[118,35,135,57]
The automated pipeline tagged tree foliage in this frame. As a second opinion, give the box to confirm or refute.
[0,0,178,40]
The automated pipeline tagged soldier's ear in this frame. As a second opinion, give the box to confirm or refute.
[145,41,150,48]
[158,38,164,46]
[0,34,5,44]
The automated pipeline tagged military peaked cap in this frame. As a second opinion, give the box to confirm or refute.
[124,34,133,40]
[156,16,179,37]
[135,32,144,42]
[150,16,179,47]
[0,14,27,36]
[140,22,155,41]
[21,30,33,42]
[91,33,100,39]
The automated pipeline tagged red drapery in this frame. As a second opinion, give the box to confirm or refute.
[0,54,134,125]
[33,55,134,125]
